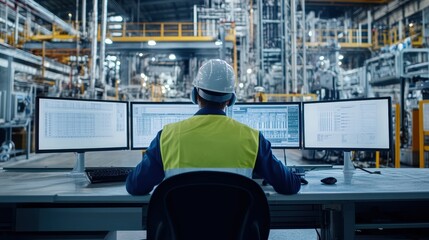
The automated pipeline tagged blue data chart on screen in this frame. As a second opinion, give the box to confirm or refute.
[230,103,301,148]
[131,103,199,149]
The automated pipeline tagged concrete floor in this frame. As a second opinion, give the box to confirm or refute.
[109,229,318,240]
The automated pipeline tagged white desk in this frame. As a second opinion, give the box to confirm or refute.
[1,168,429,239]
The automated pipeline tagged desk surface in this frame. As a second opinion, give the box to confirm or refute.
[1,168,428,203]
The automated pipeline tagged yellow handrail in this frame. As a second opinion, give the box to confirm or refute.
[13,20,420,51]
[419,100,429,168]
[395,103,401,168]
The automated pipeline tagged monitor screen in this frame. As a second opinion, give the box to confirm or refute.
[130,102,199,149]
[229,102,301,148]
[36,97,129,153]
[303,97,392,150]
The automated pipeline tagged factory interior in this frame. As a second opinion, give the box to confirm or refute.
[1,0,429,169]
[1,0,429,239]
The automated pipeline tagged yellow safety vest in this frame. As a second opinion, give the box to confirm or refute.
[160,115,259,178]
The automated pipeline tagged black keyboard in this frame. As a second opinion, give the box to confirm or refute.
[85,167,134,183]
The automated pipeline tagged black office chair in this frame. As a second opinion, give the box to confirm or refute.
[146,171,270,240]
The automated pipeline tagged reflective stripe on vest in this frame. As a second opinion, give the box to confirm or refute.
[160,115,259,178]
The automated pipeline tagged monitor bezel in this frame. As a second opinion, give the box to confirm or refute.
[35,96,130,153]
[302,97,392,151]
[130,101,197,150]
[230,102,302,149]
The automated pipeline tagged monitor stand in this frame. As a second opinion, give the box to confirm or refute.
[282,149,287,165]
[70,152,86,177]
[343,151,355,184]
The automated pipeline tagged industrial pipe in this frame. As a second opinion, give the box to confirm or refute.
[22,0,78,36]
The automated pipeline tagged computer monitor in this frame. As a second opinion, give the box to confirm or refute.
[229,102,301,149]
[302,97,392,151]
[130,102,199,149]
[36,97,129,153]
[35,97,129,173]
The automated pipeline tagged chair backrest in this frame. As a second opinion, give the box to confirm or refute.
[146,171,270,240]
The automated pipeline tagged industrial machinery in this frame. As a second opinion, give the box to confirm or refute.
[361,48,429,166]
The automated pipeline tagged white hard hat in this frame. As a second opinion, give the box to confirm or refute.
[193,59,235,93]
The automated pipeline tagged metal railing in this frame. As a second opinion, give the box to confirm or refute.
[29,22,235,42]
[372,24,423,49]
[25,22,424,49]
[307,28,371,48]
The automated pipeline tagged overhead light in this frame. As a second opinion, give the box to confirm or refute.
[246,68,252,74]
[148,40,156,46]
[338,61,342,66]
[151,57,156,62]
[319,56,325,61]
[105,38,113,44]
[108,24,122,29]
[168,54,176,60]
[338,54,344,60]
[215,40,223,46]
[409,23,414,28]
[308,31,313,37]
[138,53,143,57]
[108,16,123,22]
[239,83,244,88]
[106,55,117,61]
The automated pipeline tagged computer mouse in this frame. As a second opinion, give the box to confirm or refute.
[321,177,337,185]
[300,177,308,185]
[262,179,268,186]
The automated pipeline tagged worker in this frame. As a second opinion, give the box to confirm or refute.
[126,59,301,195]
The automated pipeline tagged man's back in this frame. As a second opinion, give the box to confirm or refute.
[160,112,259,178]
[126,59,301,196]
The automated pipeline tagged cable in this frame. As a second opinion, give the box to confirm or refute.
[315,228,322,240]
[354,166,381,174]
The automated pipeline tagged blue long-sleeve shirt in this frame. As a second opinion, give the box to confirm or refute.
[126,107,301,195]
